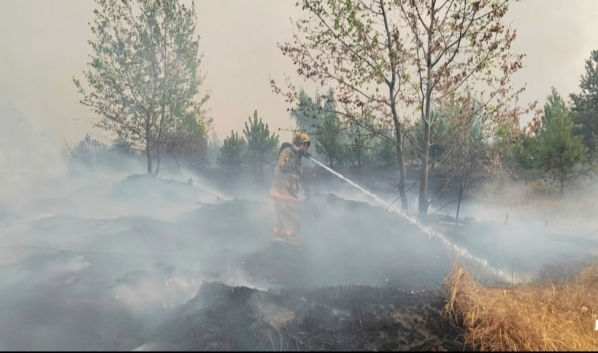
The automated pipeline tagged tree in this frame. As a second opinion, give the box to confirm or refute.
[112,135,137,158]
[290,89,344,168]
[217,131,246,169]
[344,120,374,169]
[68,134,107,172]
[570,50,598,155]
[408,108,450,175]
[374,135,398,169]
[393,0,534,218]
[243,111,280,180]
[161,114,209,171]
[74,0,211,177]
[443,97,490,223]
[315,116,344,168]
[511,132,537,171]
[290,89,321,138]
[272,0,535,216]
[536,88,587,196]
[272,0,412,212]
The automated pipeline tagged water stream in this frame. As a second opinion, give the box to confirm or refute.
[308,157,526,283]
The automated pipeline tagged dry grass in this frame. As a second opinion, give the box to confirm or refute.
[443,262,598,351]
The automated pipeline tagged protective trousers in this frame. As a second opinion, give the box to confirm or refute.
[272,196,300,238]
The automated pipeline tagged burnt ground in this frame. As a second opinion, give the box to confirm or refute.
[139,281,466,351]
[0,172,593,350]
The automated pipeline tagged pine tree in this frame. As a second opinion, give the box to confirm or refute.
[314,90,343,168]
[291,89,347,166]
[217,131,246,169]
[536,88,587,196]
[243,111,279,181]
[570,51,598,155]
[315,117,343,168]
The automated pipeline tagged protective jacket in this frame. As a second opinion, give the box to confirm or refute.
[270,143,303,201]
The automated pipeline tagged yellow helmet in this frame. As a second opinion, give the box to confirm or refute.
[292,132,311,145]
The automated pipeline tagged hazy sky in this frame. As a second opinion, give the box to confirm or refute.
[0,0,597,146]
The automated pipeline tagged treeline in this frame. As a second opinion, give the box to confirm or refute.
[266,0,598,217]
[70,0,597,217]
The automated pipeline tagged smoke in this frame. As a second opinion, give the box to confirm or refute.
[0,103,67,202]
[307,158,523,283]
[0,124,595,349]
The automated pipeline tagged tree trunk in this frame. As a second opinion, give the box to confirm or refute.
[380,0,407,212]
[455,187,463,226]
[154,143,162,177]
[561,167,565,198]
[419,8,435,220]
[389,102,408,213]
[146,123,153,175]
[357,143,362,170]
[259,156,264,182]
[419,118,431,217]
[455,163,466,226]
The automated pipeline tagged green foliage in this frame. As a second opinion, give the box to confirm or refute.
[315,117,344,168]
[410,108,450,163]
[68,134,107,171]
[291,89,347,168]
[217,131,246,169]
[343,122,374,169]
[290,89,321,138]
[543,87,570,128]
[315,90,343,168]
[74,0,210,175]
[374,137,397,169]
[161,113,210,168]
[535,88,587,195]
[570,50,598,154]
[441,98,491,197]
[243,111,279,179]
[281,0,525,215]
[511,133,537,170]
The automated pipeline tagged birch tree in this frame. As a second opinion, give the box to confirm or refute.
[74,0,210,176]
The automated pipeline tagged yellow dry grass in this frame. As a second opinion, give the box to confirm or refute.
[443,262,598,351]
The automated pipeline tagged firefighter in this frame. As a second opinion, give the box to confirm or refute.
[269,132,311,245]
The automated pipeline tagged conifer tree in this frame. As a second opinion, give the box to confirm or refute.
[243,111,279,180]
[537,88,587,196]
[217,131,246,169]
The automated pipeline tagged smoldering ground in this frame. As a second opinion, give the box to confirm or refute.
[0,111,597,350]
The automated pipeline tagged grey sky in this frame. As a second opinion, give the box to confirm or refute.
[0,0,597,146]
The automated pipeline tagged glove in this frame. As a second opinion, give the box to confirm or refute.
[299,149,312,159]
